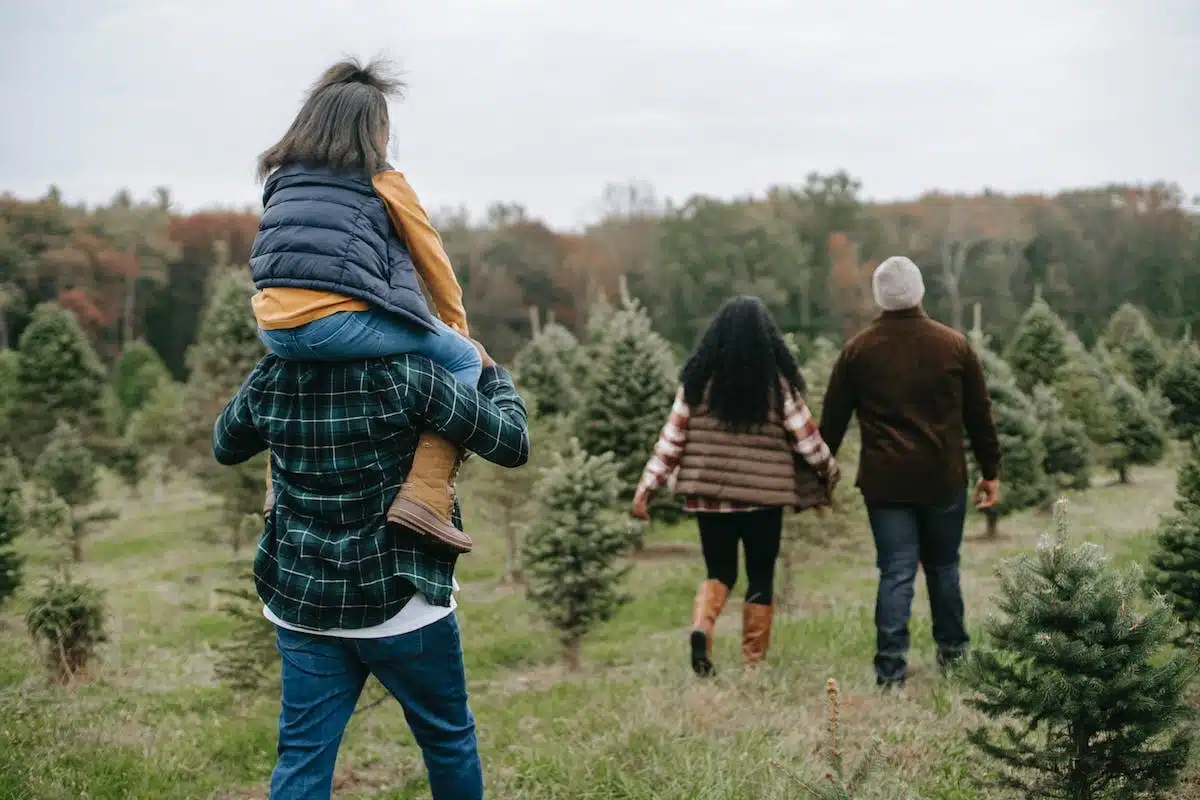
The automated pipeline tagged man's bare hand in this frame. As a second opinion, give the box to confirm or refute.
[467,337,496,368]
[631,490,650,521]
[974,478,1000,510]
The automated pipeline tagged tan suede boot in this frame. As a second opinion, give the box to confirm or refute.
[742,602,774,668]
[386,432,473,553]
[263,461,275,518]
[689,579,730,677]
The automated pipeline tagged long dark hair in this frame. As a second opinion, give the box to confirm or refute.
[257,58,404,181]
[680,296,805,429]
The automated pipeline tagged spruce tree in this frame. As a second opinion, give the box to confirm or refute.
[184,268,267,553]
[25,573,108,684]
[522,441,640,669]
[1032,384,1092,491]
[14,303,106,462]
[970,336,1051,535]
[1053,334,1119,448]
[464,412,567,584]
[963,500,1196,799]
[1104,303,1166,391]
[513,322,582,417]
[1160,338,1200,443]
[0,453,25,607]
[1149,441,1200,646]
[1004,296,1070,394]
[213,562,280,693]
[31,421,109,563]
[126,380,187,502]
[575,293,677,516]
[111,340,170,428]
[0,349,17,448]
[1106,376,1167,484]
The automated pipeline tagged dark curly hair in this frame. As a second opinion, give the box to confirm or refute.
[680,296,805,430]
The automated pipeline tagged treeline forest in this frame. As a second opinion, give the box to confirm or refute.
[1,173,1196,374]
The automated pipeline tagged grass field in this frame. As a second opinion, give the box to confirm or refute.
[2,456,1197,799]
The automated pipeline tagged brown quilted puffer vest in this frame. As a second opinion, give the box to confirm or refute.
[673,392,829,510]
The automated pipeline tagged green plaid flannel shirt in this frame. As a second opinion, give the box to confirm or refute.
[212,355,529,631]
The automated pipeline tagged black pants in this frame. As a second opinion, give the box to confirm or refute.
[696,507,783,605]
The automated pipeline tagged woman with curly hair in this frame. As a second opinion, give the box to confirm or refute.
[632,296,839,675]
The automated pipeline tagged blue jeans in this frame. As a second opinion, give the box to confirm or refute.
[866,490,969,684]
[259,309,483,386]
[269,614,483,799]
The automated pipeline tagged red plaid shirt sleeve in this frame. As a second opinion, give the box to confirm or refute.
[783,390,834,473]
[636,386,690,498]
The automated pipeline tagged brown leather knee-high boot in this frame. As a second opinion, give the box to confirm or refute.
[742,602,774,668]
[689,579,730,676]
[386,432,472,554]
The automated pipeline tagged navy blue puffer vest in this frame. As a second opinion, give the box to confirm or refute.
[249,165,437,332]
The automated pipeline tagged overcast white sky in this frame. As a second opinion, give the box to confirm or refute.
[1,0,1196,228]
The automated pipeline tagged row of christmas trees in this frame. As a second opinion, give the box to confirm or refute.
[967,293,1200,534]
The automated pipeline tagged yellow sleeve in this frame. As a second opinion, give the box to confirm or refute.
[372,170,469,335]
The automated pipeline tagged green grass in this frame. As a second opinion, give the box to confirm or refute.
[1,456,1196,799]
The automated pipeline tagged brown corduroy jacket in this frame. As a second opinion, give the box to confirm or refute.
[819,307,1000,506]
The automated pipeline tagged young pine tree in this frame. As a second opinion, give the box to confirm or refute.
[963,500,1196,799]
[0,349,17,448]
[1032,384,1092,491]
[25,573,108,684]
[1053,334,1119,449]
[126,380,187,502]
[111,340,170,428]
[0,453,25,608]
[463,412,567,584]
[522,442,640,669]
[1160,338,1200,443]
[184,268,267,553]
[575,293,677,519]
[1106,376,1167,484]
[970,335,1051,535]
[1104,303,1167,391]
[1149,441,1200,646]
[513,322,582,417]
[31,421,112,563]
[1004,296,1070,394]
[14,302,107,462]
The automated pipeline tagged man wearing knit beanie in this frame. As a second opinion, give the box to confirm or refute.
[818,256,1001,690]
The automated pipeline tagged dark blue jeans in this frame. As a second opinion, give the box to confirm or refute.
[866,490,969,684]
[269,614,483,799]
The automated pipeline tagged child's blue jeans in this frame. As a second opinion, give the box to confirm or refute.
[259,309,483,386]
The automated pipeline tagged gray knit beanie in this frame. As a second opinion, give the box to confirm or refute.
[872,256,925,311]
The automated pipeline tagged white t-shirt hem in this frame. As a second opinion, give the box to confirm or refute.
[263,578,459,639]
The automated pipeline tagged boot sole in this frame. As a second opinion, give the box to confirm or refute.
[690,630,713,677]
[387,498,474,554]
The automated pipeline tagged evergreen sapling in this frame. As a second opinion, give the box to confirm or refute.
[1004,296,1070,394]
[0,453,24,607]
[522,441,640,669]
[1032,383,1092,492]
[513,322,582,417]
[963,499,1196,799]
[575,293,677,525]
[1106,376,1167,484]
[1149,439,1200,646]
